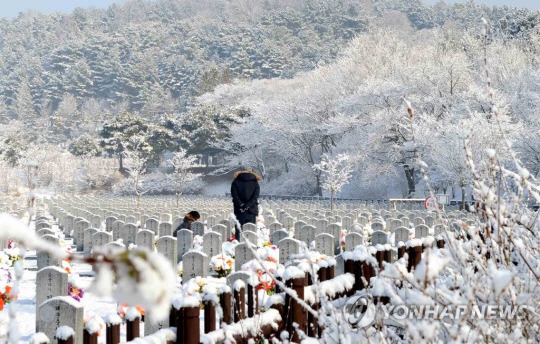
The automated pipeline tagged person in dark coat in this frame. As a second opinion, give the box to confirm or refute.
[173,211,200,237]
[231,170,261,239]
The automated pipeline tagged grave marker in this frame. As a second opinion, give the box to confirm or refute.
[157,236,178,268]
[37,296,84,344]
[36,267,68,307]
[182,251,208,282]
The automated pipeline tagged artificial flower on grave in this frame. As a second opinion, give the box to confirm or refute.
[0,285,16,311]
[0,269,12,287]
[242,256,278,295]
[68,281,84,302]
[177,262,183,277]
[62,260,72,275]
[210,255,233,277]
[265,256,277,264]
[228,234,236,243]
[193,235,203,250]
[194,277,207,294]
[339,232,346,251]
[59,239,72,254]
[0,252,12,269]
[258,274,276,293]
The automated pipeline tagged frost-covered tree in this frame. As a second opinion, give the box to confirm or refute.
[313,154,353,210]
[123,136,153,208]
[68,134,101,158]
[169,148,202,207]
[99,112,150,173]
[13,78,36,125]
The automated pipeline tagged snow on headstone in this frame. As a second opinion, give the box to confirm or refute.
[371,231,388,246]
[202,232,222,267]
[157,236,178,268]
[36,266,68,308]
[394,227,410,245]
[240,230,257,245]
[37,235,62,270]
[234,242,256,270]
[278,238,300,264]
[415,225,429,239]
[93,231,112,250]
[192,222,205,237]
[83,228,99,255]
[182,251,208,283]
[158,222,173,237]
[37,296,84,344]
[176,229,193,262]
[121,223,138,246]
[296,225,315,245]
[242,223,257,232]
[271,230,289,245]
[136,229,155,251]
[315,233,334,257]
[345,232,364,251]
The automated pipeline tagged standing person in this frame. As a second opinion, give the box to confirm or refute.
[231,170,261,240]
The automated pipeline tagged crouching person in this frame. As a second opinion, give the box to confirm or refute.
[173,211,200,237]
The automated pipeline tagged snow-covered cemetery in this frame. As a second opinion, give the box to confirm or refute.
[0,0,540,343]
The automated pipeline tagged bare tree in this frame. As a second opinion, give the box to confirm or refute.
[170,148,202,207]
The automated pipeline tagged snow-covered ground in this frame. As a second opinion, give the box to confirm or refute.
[17,251,123,342]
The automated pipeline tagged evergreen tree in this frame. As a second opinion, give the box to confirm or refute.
[13,77,36,125]
[68,133,101,157]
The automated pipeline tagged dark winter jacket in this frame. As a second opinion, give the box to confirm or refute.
[173,214,197,237]
[231,171,261,216]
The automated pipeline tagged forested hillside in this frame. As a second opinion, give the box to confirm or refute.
[0,0,539,197]
[0,0,537,136]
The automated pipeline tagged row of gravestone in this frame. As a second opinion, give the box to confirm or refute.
[47,195,473,235]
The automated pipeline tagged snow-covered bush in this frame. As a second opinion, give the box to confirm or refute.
[75,157,122,192]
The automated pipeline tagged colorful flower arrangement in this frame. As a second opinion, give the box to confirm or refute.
[255,256,278,293]
[0,286,16,311]
[242,244,279,295]
[210,255,233,277]
[180,276,210,296]
[68,283,84,302]
[262,241,277,250]
[193,277,207,294]
[340,232,346,251]
[0,249,21,269]
[63,260,85,302]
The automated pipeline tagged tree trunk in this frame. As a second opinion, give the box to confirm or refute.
[176,193,181,208]
[119,153,124,172]
[404,166,415,198]
[136,193,141,209]
[118,154,129,177]
[330,190,335,211]
[461,185,466,211]
[315,173,323,197]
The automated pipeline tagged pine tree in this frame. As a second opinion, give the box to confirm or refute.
[13,77,36,126]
